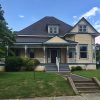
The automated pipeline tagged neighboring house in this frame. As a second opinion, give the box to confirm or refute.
[10,16,99,70]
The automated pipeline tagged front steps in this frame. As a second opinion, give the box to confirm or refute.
[70,74,100,94]
[73,80,100,93]
[42,63,70,72]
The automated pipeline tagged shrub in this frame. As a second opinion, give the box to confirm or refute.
[71,66,82,72]
[5,57,40,71]
[21,58,40,71]
[33,59,40,67]
[5,57,23,71]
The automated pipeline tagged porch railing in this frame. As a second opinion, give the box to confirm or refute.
[56,57,60,72]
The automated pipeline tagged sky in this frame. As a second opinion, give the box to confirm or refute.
[0,0,100,43]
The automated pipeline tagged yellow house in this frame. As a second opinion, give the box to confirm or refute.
[11,16,100,71]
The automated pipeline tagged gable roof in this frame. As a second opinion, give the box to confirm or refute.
[64,17,99,36]
[16,16,73,36]
[44,36,68,44]
[44,36,78,45]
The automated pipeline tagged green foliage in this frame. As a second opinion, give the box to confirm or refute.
[21,58,40,71]
[21,57,34,71]
[5,57,23,71]
[5,57,40,71]
[33,59,40,67]
[0,72,74,99]
[0,4,15,58]
[73,70,100,80]
[71,66,82,72]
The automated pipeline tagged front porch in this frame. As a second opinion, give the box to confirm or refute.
[10,45,76,64]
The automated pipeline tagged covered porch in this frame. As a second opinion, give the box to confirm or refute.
[10,44,77,64]
[9,36,78,66]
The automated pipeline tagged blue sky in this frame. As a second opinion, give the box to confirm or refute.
[0,0,100,43]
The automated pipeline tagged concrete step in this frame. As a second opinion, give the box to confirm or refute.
[73,80,93,83]
[75,82,96,85]
[44,63,70,72]
[76,86,99,89]
[74,80,100,93]
[79,90,100,93]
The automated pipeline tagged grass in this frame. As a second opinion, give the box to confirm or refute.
[0,72,74,99]
[73,69,100,80]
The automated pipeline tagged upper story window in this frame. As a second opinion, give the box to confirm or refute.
[48,25,59,34]
[79,25,87,32]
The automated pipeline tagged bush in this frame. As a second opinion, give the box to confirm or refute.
[71,66,82,72]
[33,59,40,67]
[21,58,40,71]
[5,57,23,71]
[5,57,40,71]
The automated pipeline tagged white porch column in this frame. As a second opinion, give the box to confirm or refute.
[25,45,27,58]
[6,45,9,56]
[43,46,45,63]
[67,46,69,63]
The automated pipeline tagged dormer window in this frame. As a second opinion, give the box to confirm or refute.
[48,25,59,34]
[79,25,87,32]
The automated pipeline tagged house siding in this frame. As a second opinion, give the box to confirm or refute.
[75,34,96,63]
[71,20,97,33]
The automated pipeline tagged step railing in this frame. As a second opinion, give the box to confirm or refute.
[56,57,59,72]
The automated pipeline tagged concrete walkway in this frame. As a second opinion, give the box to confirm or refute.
[20,93,100,100]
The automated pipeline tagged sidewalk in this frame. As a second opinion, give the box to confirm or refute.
[20,93,100,100]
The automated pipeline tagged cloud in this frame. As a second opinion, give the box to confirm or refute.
[98,30,100,32]
[94,20,100,31]
[73,16,77,19]
[18,15,25,18]
[95,36,100,44]
[72,16,79,25]
[80,7,100,19]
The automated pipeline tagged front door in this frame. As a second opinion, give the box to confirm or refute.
[51,49,57,63]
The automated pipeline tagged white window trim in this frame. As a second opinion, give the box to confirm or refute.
[79,25,87,32]
[48,25,59,34]
[79,44,88,59]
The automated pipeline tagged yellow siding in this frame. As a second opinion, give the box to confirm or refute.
[65,35,75,41]
[75,34,95,63]
[71,20,97,33]
[34,48,44,58]
[46,36,67,43]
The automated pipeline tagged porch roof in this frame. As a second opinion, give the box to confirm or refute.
[43,36,78,45]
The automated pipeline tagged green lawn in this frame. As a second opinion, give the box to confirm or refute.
[0,72,74,99]
[73,70,100,80]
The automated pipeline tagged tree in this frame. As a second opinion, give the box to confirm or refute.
[0,4,15,58]
[96,44,100,68]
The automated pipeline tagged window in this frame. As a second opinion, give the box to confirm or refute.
[48,25,59,34]
[68,47,76,58]
[80,45,88,58]
[79,25,87,32]
[28,48,34,58]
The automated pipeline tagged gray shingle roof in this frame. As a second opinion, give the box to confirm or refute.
[16,36,77,44]
[16,36,49,43]
[16,16,73,36]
